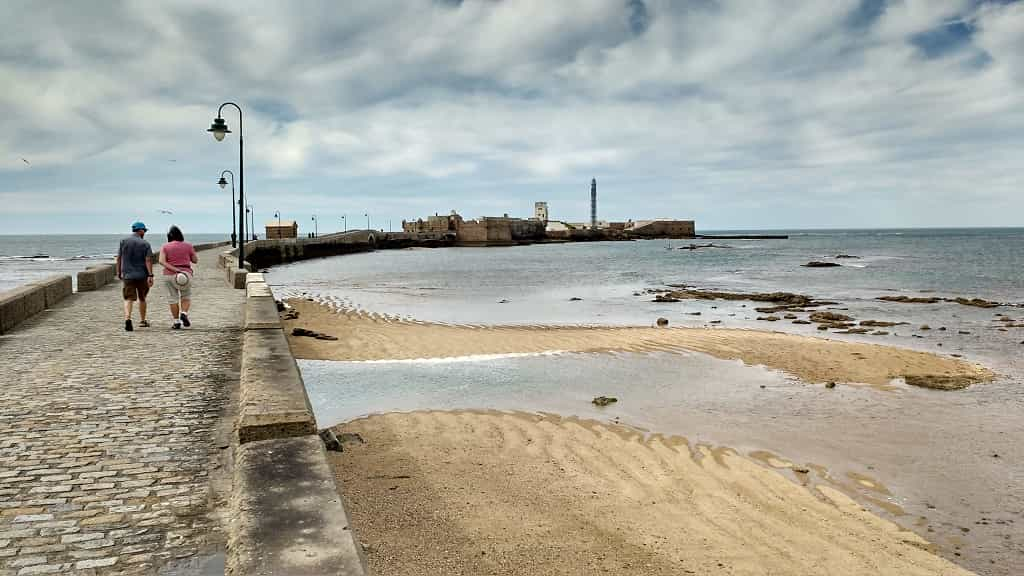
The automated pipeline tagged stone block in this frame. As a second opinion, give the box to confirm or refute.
[238,329,317,444]
[0,284,47,334]
[244,296,281,330]
[244,272,265,285]
[30,275,72,308]
[245,282,272,298]
[229,436,367,576]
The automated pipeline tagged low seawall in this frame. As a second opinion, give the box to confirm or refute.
[226,271,367,575]
[77,240,232,292]
[0,274,72,334]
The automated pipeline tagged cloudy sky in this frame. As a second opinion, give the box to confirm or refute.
[1,0,1022,235]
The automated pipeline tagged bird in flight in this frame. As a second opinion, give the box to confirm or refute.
[159,209,174,215]
[20,158,30,165]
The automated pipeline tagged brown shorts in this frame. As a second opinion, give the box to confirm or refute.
[122,278,150,301]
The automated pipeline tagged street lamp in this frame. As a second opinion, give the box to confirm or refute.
[274,211,281,227]
[246,204,255,242]
[365,213,370,230]
[208,102,245,269]
[311,215,318,238]
[218,171,236,247]
[341,215,346,233]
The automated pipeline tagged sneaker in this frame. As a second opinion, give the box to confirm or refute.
[125,319,133,332]
[172,321,182,330]
[139,320,150,328]
[180,312,191,328]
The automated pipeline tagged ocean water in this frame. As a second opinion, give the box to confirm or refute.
[269,228,1024,377]
[0,234,227,292]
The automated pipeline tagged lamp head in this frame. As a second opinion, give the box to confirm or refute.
[217,176,228,189]
[208,117,231,141]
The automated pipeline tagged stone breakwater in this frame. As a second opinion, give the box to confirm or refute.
[0,247,239,575]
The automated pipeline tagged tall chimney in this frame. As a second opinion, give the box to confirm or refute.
[590,178,597,229]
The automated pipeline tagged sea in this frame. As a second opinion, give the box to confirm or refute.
[265,227,1024,575]
[0,234,227,291]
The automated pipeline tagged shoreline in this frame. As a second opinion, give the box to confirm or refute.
[283,298,994,389]
[329,410,974,576]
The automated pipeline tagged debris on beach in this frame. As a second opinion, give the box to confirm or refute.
[653,294,681,302]
[825,381,836,389]
[281,309,299,320]
[802,261,842,268]
[592,396,618,407]
[320,429,343,452]
[291,327,338,340]
[656,317,669,327]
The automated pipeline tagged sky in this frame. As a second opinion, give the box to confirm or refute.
[1,0,1022,235]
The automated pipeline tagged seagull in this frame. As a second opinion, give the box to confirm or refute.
[159,209,174,215]
[20,158,30,165]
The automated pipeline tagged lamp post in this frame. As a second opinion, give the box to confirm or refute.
[208,102,245,269]
[274,211,281,227]
[217,170,236,248]
[246,204,255,242]
[311,215,318,238]
[341,215,346,233]
[365,213,370,230]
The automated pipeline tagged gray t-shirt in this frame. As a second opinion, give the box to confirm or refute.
[118,235,152,280]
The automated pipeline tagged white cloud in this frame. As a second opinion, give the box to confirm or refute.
[1,0,1022,232]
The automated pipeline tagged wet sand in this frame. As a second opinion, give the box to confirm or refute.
[285,299,993,389]
[331,410,974,576]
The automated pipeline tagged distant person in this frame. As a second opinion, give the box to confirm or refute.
[158,225,198,329]
[116,221,153,331]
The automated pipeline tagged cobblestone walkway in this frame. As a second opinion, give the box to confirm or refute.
[0,249,241,575]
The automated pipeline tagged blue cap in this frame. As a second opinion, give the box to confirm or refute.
[131,221,148,231]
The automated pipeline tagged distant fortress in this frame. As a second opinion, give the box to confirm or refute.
[402,179,696,246]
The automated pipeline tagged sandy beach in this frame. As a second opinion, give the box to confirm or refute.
[330,410,974,576]
[284,299,993,389]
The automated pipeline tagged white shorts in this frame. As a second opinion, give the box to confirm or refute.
[162,274,192,300]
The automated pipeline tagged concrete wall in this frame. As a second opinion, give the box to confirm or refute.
[228,273,367,575]
[78,241,230,293]
[630,220,696,238]
[0,274,73,334]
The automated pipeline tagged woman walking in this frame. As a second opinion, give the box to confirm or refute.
[158,225,198,329]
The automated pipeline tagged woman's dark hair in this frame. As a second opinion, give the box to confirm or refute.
[167,225,185,243]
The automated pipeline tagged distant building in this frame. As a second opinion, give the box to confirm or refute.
[265,220,298,239]
[534,201,549,223]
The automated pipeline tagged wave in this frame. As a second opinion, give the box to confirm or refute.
[0,253,113,262]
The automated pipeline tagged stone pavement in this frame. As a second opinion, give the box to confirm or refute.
[0,249,241,575]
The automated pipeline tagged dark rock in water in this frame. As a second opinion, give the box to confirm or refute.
[633,292,642,296]
[938,327,947,331]
[835,254,860,259]
[709,320,721,324]
[958,330,971,335]
[871,331,889,336]
[784,314,797,319]
[802,261,841,268]
[792,320,812,325]
[953,297,1000,308]
[757,315,780,321]
[687,311,701,316]
[592,396,618,407]
[497,299,510,304]
[656,317,669,327]
[825,381,836,389]
[918,325,931,330]
[654,294,681,303]
[319,429,342,452]
[817,325,830,330]
[859,320,907,327]
[569,297,583,301]
[836,328,870,334]
[809,311,853,323]
[877,295,941,304]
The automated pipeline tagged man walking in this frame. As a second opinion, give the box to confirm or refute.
[116,221,154,331]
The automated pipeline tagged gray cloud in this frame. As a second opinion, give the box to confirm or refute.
[1,0,1022,233]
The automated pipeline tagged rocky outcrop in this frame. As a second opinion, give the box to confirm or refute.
[802,261,841,268]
